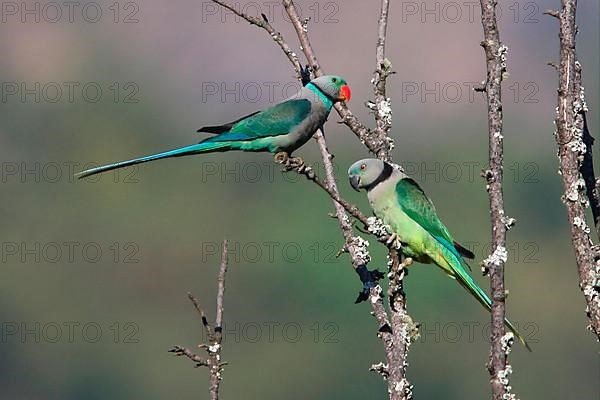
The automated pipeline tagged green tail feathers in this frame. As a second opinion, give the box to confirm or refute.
[447,252,532,351]
[76,142,231,179]
[458,271,531,351]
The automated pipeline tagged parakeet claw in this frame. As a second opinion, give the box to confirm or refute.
[274,152,290,164]
[400,257,413,268]
[354,265,385,304]
[385,233,395,245]
[287,156,305,169]
[274,152,306,172]
[385,233,402,249]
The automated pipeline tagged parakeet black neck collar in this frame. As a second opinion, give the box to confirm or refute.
[364,162,394,192]
[307,82,337,103]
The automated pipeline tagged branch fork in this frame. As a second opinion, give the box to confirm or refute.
[170,239,230,400]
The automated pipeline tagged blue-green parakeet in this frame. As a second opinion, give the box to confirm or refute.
[76,75,350,178]
[348,158,531,350]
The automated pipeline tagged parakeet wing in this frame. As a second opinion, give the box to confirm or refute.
[395,178,466,263]
[203,99,312,143]
[395,179,454,241]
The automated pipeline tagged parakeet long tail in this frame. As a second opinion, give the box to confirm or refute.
[450,255,532,351]
[76,142,231,179]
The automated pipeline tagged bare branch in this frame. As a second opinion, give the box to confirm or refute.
[188,292,214,339]
[477,1,518,398]
[171,239,230,400]
[215,240,228,341]
[371,0,394,150]
[550,0,600,339]
[169,345,209,368]
[547,61,560,70]
[385,253,416,398]
[544,9,561,19]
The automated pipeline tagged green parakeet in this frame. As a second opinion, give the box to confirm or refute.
[348,158,531,350]
[76,75,351,179]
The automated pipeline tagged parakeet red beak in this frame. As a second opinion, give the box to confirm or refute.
[338,85,351,102]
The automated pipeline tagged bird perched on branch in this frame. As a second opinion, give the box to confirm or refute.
[348,158,531,350]
[76,75,350,179]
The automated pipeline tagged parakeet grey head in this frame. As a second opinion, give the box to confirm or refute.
[307,75,351,103]
[348,158,394,191]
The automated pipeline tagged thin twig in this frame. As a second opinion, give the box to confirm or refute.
[477,1,517,398]
[215,240,228,342]
[549,0,600,339]
[170,239,230,400]
[188,292,213,339]
[169,345,209,368]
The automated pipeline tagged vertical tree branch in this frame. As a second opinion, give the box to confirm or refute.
[210,240,229,397]
[371,0,394,160]
[384,251,415,398]
[170,239,230,400]
[477,1,517,399]
[547,0,600,339]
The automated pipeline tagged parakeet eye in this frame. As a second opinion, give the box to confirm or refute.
[360,164,366,170]
[332,77,338,83]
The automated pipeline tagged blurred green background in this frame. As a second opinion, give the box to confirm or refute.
[0,1,598,399]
